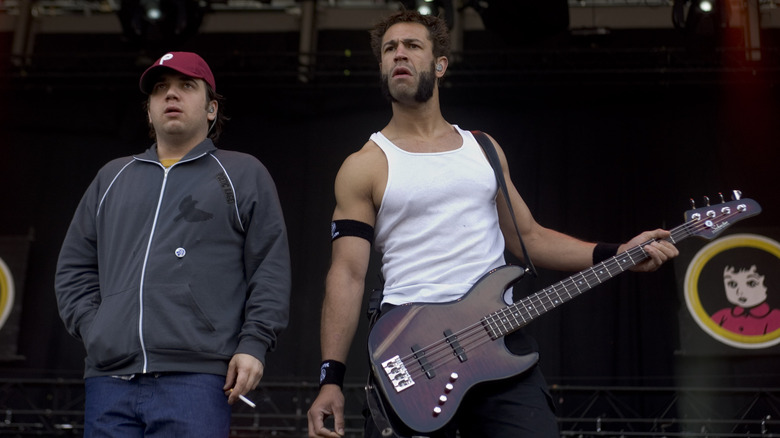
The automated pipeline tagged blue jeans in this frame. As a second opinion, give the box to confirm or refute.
[84,373,231,438]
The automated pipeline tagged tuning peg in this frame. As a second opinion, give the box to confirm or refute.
[689,198,696,209]
[703,196,710,207]
[732,190,742,201]
[718,192,725,203]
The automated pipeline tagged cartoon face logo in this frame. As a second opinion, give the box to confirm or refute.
[710,264,780,337]
[723,265,767,308]
[685,234,780,349]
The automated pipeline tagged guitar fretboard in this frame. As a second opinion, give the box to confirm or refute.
[482,217,700,339]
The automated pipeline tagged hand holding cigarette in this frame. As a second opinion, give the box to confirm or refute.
[223,353,264,407]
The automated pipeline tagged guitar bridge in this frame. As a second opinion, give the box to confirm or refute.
[381,355,415,393]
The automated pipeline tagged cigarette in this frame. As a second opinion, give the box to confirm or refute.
[229,389,256,408]
[238,394,256,408]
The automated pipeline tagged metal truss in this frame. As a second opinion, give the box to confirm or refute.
[2,0,779,91]
[1,378,778,437]
[552,385,780,437]
[4,42,780,93]
[0,0,778,16]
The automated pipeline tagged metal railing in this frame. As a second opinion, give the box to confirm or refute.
[1,378,778,437]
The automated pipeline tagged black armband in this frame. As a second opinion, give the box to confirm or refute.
[593,242,621,264]
[331,219,374,244]
[319,360,346,388]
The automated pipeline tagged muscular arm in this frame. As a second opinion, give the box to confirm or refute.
[321,143,384,362]
[309,143,385,437]
[320,237,372,364]
[488,134,677,272]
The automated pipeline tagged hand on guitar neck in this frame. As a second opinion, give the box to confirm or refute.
[618,228,678,273]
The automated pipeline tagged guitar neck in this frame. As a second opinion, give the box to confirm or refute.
[484,221,693,339]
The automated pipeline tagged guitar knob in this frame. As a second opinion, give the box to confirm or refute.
[439,395,448,404]
[433,406,442,416]
[445,383,454,392]
[449,372,459,381]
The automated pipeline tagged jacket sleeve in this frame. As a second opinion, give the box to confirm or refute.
[235,163,292,365]
[54,176,102,342]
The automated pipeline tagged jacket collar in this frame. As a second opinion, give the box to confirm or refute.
[135,138,217,163]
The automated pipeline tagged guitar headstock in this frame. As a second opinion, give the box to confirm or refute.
[683,192,761,240]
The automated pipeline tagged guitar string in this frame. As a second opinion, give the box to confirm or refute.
[391,209,743,382]
[396,217,705,380]
[474,211,725,349]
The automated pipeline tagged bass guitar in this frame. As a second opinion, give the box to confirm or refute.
[367,195,761,433]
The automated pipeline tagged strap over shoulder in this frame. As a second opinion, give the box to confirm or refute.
[471,130,537,277]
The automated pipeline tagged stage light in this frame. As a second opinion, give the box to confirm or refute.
[142,0,162,20]
[397,0,454,28]
[118,0,208,48]
[417,1,433,16]
[673,0,722,34]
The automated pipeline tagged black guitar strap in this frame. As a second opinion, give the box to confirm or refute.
[365,375,410,438]
[472,130,537,277]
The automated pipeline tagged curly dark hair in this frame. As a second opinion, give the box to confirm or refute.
[144,82,227,144]
[369,9,451,62]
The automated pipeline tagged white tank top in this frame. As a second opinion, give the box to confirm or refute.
[372,125,506,305]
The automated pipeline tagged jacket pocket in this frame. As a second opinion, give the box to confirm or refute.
[83,286,140,370]
[141,283,219,354]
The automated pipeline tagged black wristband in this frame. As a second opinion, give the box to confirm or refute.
[319,360,346,388]
[593,242,621,264]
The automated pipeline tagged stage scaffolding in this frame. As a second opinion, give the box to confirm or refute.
[0,378,778,437]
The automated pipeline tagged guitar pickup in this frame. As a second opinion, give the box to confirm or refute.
[381,355,415,393]
[444,329,468,362]
[412,344,436,379]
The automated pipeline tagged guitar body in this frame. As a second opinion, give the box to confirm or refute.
[367,265,539,433]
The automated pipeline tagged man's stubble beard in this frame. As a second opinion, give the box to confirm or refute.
[380,62,437,104]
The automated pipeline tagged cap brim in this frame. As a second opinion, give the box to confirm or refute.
[139,65,168,94]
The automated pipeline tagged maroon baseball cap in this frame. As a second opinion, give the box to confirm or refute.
[139,52,216,94]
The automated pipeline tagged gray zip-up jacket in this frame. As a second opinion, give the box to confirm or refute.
[55,139,291,378]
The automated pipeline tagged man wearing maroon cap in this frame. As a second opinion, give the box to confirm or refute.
[55,52,291,437]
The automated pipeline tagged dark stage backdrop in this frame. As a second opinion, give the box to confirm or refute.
[0,63,777,397]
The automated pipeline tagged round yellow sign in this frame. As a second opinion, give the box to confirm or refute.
[684,233,780,349]
[0,256,15,331]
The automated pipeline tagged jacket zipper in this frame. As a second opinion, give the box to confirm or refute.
[138,164,171,373]
[134,152,206,373]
